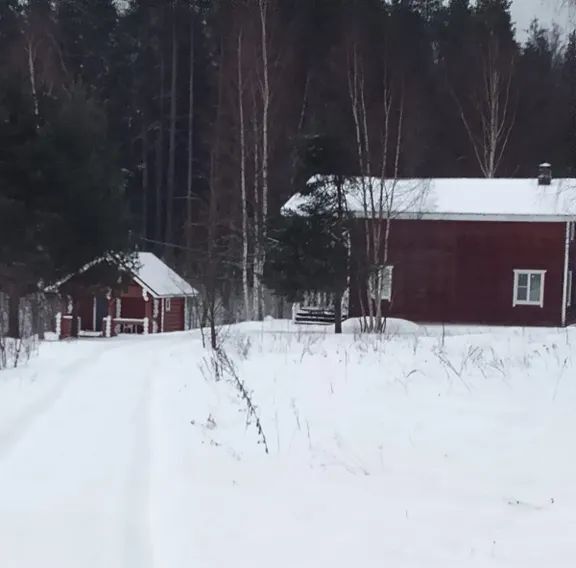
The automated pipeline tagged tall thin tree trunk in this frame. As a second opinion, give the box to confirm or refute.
[8,292,21,340]
[258,0,270,321]
[165,2,179,253]
[26,38,39,129]
[142,123,149,238]
[238,31,250,321]
[186,9,195,276]
[207,39,226,350]
[334,291,342,335]
[155,54,165,247]
[252,93,261,319]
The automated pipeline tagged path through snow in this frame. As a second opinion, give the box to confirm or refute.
[0,337,170,568]
[1,322,576,567]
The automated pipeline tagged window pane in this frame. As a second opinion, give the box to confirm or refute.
[518,273,528,287]
[516,285,528,301]
[382,266,392,299]
[369,266,393,300]
[529,274,542,302]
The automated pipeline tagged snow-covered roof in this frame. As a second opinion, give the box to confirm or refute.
[133,252,198,298]
[284,176,576,221]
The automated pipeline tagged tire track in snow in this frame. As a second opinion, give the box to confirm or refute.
[0,342,126,462]
[124,370,154,568]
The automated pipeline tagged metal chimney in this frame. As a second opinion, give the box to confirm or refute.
[538,163,552,186]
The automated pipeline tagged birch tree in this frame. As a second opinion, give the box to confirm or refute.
[185,5,195,271]
[165,0,179,253]
[249,0,271,320]
[344,6,427,334]
[453,38,517,178]
[237,30,251,321]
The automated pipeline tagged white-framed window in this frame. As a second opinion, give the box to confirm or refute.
[369,265,393,301]
[513,269,546,308]
[165,298,171,312]
[568,270,573,308]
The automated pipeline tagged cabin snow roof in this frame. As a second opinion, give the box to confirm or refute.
[45,252,198,297]
[134,252,198,297]
[283,176,576,221]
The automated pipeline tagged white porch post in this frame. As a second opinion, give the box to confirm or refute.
[55,312,62,339]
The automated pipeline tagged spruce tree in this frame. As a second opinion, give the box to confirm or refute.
[264,179,349,333]
[55,0,119,94]
[0,83,133,337]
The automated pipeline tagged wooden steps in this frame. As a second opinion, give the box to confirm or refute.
[294,306,347,325]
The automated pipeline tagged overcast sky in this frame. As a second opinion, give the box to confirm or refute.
[510,0,573,40]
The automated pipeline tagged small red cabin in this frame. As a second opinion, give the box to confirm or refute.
[56,252,199,339]
[285,173,576,327]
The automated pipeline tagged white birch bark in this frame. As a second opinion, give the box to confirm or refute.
[165,1,179,250]
[453,40,516,178]
[252,92,262,319]
[26,38,40,129]
[238,31,251,321]
[253,0,270,321]
[186,8,195,275]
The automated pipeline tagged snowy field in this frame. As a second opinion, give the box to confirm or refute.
[1,320,576,567]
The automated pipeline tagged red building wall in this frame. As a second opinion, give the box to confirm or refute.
[77,299,94,331]
[121,297,146,319]
[162,297,186,332]
[566,225,576,326]
[349,219,567,327]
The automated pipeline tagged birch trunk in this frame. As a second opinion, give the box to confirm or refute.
[186,9,195,275]
[238,31,250,321]
[155,54,165,245]
[453,41,516,178]
[141,123,149,238]
[206,41,226,350]
[7,292,20,340]
[26,38,39,129]
[252,93,262,319]
[256,0,270,321]
[165,2,179,251]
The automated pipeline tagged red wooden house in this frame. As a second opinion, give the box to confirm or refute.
[56,252,199,338]
[285,167,576,327]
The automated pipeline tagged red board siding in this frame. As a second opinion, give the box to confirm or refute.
[162,297,185,332]
[60,316,73,338]
[124,282,146,298]
[121,297,146,319]
[77,297,94,331]
[349,219,567,327]
[566,227,576,325]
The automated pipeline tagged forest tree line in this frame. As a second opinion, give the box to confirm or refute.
[0,0,575,335]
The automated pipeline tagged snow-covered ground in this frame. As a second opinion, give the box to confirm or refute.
[1,320,576,567]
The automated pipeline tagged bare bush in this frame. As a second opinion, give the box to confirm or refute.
[0,293,39,370]
[200,345,269,454]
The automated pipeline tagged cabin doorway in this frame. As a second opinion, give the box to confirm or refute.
[94,296,108,332]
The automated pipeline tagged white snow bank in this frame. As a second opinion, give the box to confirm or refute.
[2,323,576,567]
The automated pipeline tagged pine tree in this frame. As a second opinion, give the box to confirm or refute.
[0,84,133,337]
[55,0,119,94]
[560,32,576,174]
[512,20,566,175]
